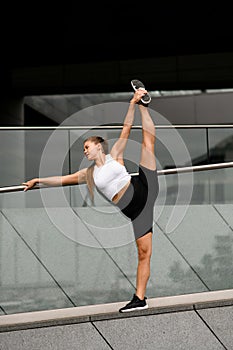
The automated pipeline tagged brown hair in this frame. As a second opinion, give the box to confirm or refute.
[84,136,108,203]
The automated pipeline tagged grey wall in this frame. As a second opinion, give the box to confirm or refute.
[1,90,233,127]
[24,90,233,126]
[0,97,24,126]
[150,91,233,125]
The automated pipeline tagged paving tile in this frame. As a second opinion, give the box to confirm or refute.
[94,310,225,350]
[198,305,233,350]
[0,322,111,350]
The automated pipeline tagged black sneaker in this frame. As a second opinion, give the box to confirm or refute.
[119,294,148,313]
[131,79,151,105]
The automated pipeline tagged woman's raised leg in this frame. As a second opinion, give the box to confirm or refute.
[139,103,156,170]
[135,101,157,300]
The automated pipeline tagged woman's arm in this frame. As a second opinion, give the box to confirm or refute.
[22,168,87,191]
[110,90,146,164]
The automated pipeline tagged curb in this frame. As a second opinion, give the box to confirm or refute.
[0,289,233,332]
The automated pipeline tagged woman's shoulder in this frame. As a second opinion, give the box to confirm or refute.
[108,153,125,167]
[106,153,113,161]
[107,153,120,164]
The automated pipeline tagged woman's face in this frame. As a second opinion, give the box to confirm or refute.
[83,140,101,160]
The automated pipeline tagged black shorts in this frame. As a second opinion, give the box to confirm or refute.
[116,164,159,240]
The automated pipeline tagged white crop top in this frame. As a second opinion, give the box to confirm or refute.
[93,154,131,201]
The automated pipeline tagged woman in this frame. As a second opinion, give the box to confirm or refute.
[23,80,159,313]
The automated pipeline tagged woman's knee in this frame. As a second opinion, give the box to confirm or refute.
[137,242,152,261]
[142,140,155,153]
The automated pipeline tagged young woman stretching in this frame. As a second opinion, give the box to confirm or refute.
[23,80,159,312]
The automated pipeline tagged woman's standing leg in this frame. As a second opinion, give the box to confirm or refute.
[135,231,153,300]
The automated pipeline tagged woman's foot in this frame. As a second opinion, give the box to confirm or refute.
[131,79,151,105]
[119,294,148,313]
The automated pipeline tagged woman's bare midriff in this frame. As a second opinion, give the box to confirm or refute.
[112,180,131,204]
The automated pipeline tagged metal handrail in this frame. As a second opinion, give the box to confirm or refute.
[158,161,233,175]
[1,125,233,130]
[1,161,233,194]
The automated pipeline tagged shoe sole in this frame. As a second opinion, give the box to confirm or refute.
[119,304,149,313]
[131,79,151,104]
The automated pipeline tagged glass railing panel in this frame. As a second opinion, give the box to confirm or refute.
[159,164,233,205]
[106,216,209,298]
[0,129,71,208]
[1,126,233,315]
[154,203,233,293]
[0,210,74,314]
[0,130,25,188]
[208,128,233,163]
[24,129,71,208]
[208,166,233,203]
[155,167,233,295]
[1,166,233,315]
[0,187,72,210]
[1,205,135,314]
[156,128,208,170]
[103,167,233,299]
